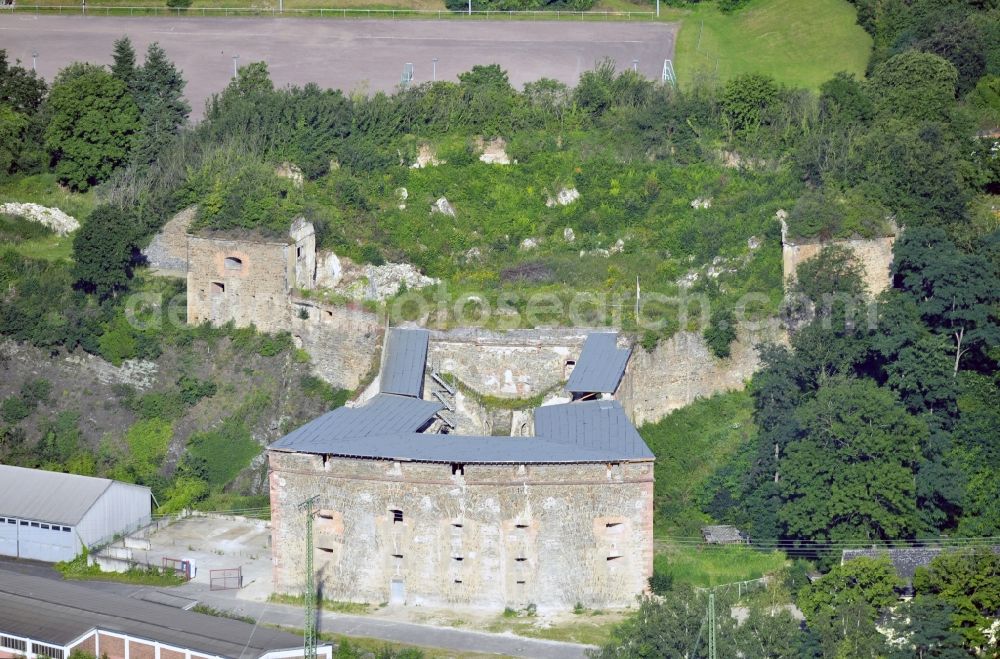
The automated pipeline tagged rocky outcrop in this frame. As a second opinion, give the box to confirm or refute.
[315,251,343,288]
[546,187,580,207]
[476,136,511,165]
[431,197,456,217]
[275,162,304,188]
[317,252,438,302]
[0,202,79,236]
[410,144,443,169]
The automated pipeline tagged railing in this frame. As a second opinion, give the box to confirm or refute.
[0,4,658,20]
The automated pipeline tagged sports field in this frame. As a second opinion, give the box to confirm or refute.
[0,15,677,117]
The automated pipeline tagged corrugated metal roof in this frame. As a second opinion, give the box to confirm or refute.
[380,328,429,397]
[270,400,653,463]
[534,401,654,460]
[271,432,630,464]
[0,568,317,656]
[0,465,148,526]
[565,333,631,394]
[269,393,443,451]
[271,433,622,464]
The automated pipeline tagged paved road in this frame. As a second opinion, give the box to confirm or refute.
[0,557,594,658]
[184,584,595,659]
[0,14,677,118]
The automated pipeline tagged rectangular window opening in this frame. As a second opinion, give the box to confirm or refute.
[390,509,404,523]
[391,553,403,559]
[2,636,27,651]
[62,526,71,532]
[41,524,49,530]
[515,557,527,562]
[516,580,526,585]
[454,579,463,584]
[30,522,39,528]
[451,463,465,476]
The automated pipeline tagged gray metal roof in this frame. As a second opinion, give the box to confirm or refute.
[269,393,443,451]
[0,465,149,526]
[534,401,654,460]
[0,568,315,657]
[565,333,631,394]
[841,546,1000,580]
[380,328,429,397]
[272,432,631,464]
[270,399,653,464]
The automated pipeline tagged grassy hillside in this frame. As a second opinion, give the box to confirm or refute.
[640,391,788,587]
[640,390,756,537]
[673,0,872,89]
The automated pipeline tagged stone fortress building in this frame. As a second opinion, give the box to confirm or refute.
[151,209,792,427]
[268,329,655,610]
[143,195,898,611]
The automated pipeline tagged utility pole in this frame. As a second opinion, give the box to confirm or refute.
[432,57,438,82]
[708,591,716,659]
[31,51,38,72]
[232,54,240,78]
[299,495,319,659]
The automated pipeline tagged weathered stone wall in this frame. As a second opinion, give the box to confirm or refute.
[427,328,590,398]
[782,235,896,295]
[287,298,382,391]
[142,207,195,276]
[618,322,786,426]
[186,235,294,331]
[269,451,653,611]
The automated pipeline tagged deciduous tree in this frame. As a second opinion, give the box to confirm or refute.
[44,63,140,191]
[781,378,924,544]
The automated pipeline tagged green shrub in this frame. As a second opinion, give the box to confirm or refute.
[123,418,173,482]
[704,306,737,359]
[184,414,259,488]
[177,376,217,405]
[98,315,138,366]
[300,375,350,408]
[1,397,30,424]
[648,571,674,595]
[165,0,192,7]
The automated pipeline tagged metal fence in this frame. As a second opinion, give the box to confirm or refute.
[210,566,243,590]
[0,4,658,20]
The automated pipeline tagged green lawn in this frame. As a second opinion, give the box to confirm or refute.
[673,0,872,89]
[0,174,96,221]
[654,545,788,588]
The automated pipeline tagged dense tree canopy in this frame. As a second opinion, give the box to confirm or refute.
[44,63,140,191]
